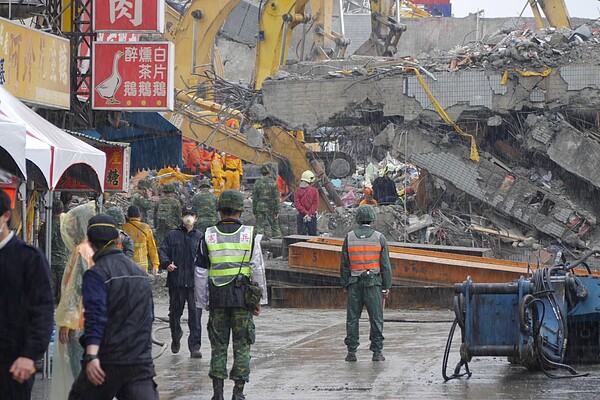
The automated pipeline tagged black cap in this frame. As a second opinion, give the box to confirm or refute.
[87,214,119,242]
[182,205,197,216]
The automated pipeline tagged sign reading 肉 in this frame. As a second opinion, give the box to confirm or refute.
[93,0,164,33]
[92,42,174,111]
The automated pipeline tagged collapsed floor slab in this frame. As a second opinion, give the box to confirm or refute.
[373,123,595,250]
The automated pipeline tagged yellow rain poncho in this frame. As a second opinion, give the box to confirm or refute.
[50,201,96,400]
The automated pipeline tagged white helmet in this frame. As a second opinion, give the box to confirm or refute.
[384,164,395,175]
[301,170,316,183]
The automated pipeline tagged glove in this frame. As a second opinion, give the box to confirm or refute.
[303,215,312,223]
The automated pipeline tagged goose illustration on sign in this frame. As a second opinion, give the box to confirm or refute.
[95,50,123,105]
[92,42,174,111]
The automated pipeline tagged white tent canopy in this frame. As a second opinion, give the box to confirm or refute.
[0,86,106,191]
[0,114,27,178]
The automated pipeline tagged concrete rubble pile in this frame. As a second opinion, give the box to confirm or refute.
[258,22,600,263]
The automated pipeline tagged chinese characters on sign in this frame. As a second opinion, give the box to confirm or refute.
[92,42,174,111]
[98,145,131,192]
[0,17,70,109]
[93,0,164,33]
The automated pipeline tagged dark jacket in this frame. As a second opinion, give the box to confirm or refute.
[159,226,202,288]
[82,246,153,365]
[372,176,397,205]
[196,219,256,308]
[0,234,53,361]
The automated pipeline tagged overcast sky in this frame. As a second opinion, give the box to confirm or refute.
[451,0,600,19]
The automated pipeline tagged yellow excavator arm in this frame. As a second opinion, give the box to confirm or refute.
[309,0,351,61]
[253,0,311,89]
[528,0,571,29]
[161,0,350,211]
[164,0,240,90]
[354,0,407,57]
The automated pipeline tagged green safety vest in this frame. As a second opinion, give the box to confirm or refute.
[206,225,253,286]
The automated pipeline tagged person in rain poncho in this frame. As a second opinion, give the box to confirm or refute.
[50,201,96,400]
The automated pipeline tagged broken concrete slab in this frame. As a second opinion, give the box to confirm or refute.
[261,65,600,131]
[373,124,594,250]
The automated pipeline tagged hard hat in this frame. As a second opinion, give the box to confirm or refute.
[105,206,125,226]
[260,164,271,175]
[163,182,176,193]
[364,187,373,196]
[182,205,198,216]
[384,164,395,175]
[355,205,376,224]
[218,190,245,212]
[301,170,316,183]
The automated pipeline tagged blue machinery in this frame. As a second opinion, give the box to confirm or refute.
[443,250,600,380]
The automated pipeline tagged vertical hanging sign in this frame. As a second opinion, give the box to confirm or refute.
[93,0,164,33]
[92,42,174,111]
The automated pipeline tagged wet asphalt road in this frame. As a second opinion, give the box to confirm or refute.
[33,307,600,399]
[149,308,600,400]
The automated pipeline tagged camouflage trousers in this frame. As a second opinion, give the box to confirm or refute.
[208,308,255,382]
[255,210,282,238]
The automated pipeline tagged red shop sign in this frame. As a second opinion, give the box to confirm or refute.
[92,42,174,111]
[93,0,164,33]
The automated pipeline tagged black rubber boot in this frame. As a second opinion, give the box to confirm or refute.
[345,352,357,362]
[211,379,224,400]
[232,380,246,400]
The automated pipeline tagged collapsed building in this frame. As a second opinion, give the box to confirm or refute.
[257,23,600,259]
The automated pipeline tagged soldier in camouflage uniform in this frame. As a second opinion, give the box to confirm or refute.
[105,206,135,259]
[252,164,282,238]
[191,179,218,234]
[154,183,183,247]
[130,178,155,225]
[194,190,268,400]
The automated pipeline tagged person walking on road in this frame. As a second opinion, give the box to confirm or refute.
[68,214,158,400]
[294,170,319,236]
[51,201,97,400]
[195,190,268,400]
[340,205,392,362]
[0,188,53,400]
[191,179,218,234]
[122,205,160,276]
[253,164,282,239]
[159,205,203,358]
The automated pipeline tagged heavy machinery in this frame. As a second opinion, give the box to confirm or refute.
[354,0,407,56]
[443,251,600,380]
[529,0,571,29]
[160,0,354,211]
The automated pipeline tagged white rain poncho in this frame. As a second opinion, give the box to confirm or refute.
[50,201,96,400]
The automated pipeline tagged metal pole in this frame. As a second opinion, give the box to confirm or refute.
[19,181,26,241]
[43,192,52,379]
[339,0,346,36]
[279,19,289,67]
[395,0,401,23]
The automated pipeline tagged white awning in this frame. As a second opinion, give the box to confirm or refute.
[0,86,106,191]
[0,114,28,178]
